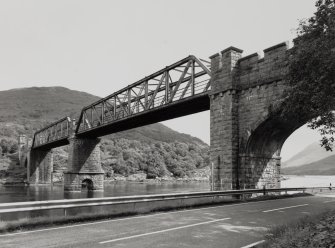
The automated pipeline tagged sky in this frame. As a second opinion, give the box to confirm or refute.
[0,0,319,160]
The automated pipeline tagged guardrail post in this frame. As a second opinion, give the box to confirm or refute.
[263,185,266,196]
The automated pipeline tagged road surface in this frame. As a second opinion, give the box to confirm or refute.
[1,193,335,248]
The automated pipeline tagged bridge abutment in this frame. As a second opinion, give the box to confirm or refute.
[210,42,289,191]
[64,137,104,191]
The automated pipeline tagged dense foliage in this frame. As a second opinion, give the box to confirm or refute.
[263,209,335,247]
[100,139,209,178]
[0,123,25,155]
[283,0,335,150]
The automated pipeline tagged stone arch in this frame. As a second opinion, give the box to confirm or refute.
[81,178,94,191]
[246,117,299,156]
[239,113,307,189]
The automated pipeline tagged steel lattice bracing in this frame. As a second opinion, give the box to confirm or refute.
[75,55,211,137]
[31,55,211,149]
[32,117,72,150]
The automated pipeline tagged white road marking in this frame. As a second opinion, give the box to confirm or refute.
[0,196,310,237]
[262,204,308,213]
[99,217,231,244]
[240,240,265,248]
[324,199,335,203]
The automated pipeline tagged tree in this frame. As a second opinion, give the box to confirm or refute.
[282,0,335,150]
[0,138,18,154]
[146,151,166,178]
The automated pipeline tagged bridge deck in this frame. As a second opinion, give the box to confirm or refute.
[77,92,209,138]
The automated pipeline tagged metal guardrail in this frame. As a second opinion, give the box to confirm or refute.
[0,187,319,214]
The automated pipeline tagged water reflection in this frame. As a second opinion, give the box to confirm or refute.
[0,181,210,203]
[63,189,104,199]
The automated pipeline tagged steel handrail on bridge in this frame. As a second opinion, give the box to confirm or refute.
[0,187,318,214]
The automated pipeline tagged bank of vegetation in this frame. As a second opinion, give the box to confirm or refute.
[262,209,335,247]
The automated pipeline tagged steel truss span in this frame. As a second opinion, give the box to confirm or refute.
[32,117,72,150]
[76,55,211,135]
[32,55,211,149]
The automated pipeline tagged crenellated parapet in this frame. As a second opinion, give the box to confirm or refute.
[237,41,290,90]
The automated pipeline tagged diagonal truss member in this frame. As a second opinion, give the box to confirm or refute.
[75,55,211,134]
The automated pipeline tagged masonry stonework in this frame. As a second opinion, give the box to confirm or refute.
[210,42,292,190]
[64,137,104,191]
[28,149,53,184]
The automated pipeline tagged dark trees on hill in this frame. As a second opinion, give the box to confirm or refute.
[100,139,209,179]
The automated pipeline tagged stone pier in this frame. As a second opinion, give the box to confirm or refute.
[28,149,53,184]
[64,137,104,191]
[209,47,242,190]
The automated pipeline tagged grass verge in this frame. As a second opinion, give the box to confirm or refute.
[261,209,335,247]
[0,192,310,234]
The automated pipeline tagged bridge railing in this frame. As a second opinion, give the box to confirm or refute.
[32,117,72,149]
[75,55,211,134]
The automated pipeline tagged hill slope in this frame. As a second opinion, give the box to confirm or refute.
[0,87,100,123]
[282,142,334,168]
[282,154,335,175]
[109,123,207,147]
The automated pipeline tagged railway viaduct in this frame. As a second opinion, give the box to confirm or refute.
[20,41,297,192]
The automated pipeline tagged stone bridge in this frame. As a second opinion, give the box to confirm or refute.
[21,41,296,192]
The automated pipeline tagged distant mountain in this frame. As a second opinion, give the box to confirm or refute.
[109,123,207,147]
[282,154,335,175]
[282,142,334,168]
[0,87,100,123]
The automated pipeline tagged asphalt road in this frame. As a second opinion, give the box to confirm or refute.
[1,194,335,248]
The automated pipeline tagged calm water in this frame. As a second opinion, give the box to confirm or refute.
[0,181,210,203]
[0,175,334,204]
